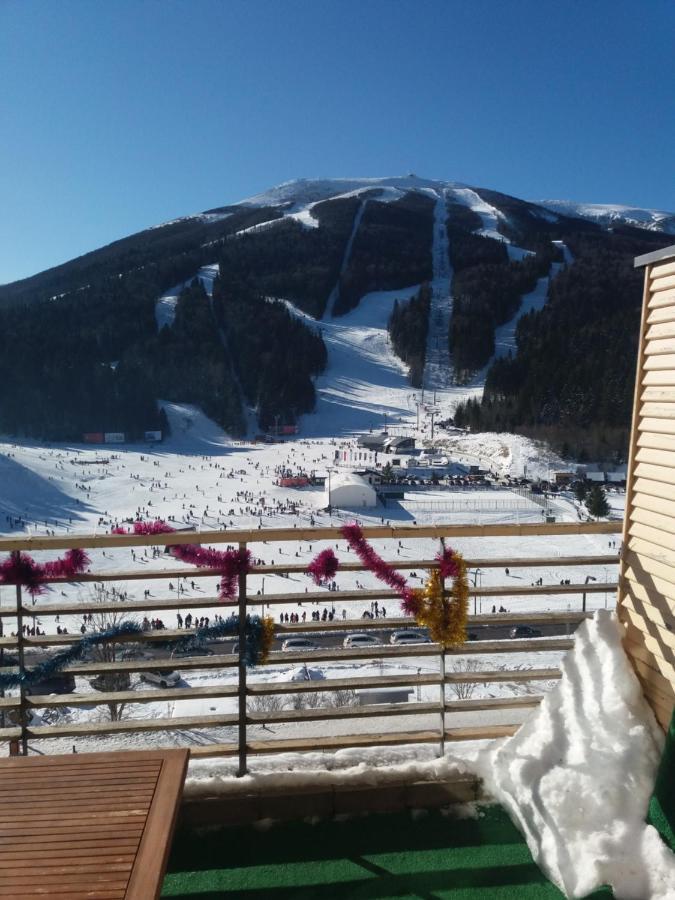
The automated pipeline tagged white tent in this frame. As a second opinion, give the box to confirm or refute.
[326,472,377,508]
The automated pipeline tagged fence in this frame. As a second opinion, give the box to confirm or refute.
[0,520,621,773]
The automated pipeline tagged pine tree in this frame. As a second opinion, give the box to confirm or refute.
[574,481,588,503]
[586,484,610,518]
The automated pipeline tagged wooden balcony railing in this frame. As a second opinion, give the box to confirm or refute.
[0,521,621,773]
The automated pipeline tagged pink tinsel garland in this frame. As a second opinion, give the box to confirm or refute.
[340,523,419,613]
[306,548,339,586]
[112,520,250,600]
[436,547,460,579]
[0,548,90,597]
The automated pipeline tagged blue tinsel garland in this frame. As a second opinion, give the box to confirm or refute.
[0,614,266,690]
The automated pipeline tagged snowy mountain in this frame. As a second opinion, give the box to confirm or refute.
[0,176,671,459]
[537,198,675,235]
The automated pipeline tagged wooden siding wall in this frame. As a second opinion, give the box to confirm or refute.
[619,256,675,730]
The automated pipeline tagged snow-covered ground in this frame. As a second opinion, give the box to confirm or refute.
[0,400,622,766]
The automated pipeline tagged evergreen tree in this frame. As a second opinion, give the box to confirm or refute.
[574,481,588,503]
[586,484,610,518]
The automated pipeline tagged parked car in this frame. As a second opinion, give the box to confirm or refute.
[281,637,319,652]
[171,646,214,659]
[509,625,542,639]
[389,630,432,645]
[139,669,181,688]
[25,673,76,695]
[343,633,382,649]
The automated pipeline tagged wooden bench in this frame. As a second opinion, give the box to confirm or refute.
[0,748,188,899]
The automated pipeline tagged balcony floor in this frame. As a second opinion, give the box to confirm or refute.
[162,805,613,899]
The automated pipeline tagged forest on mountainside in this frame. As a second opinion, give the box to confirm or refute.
[211,274,326,429]
[387,283,432,388]
[0,254,327,440]
[211,197,360,318]
[444,211,561,383]
[453,231,671,459]
[334,192,434,315]
[0,206,281,308]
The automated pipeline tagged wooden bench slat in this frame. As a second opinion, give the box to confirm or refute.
[0,749,187,900]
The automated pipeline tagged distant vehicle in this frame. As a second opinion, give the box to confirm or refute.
[281,637,319,652]
[509,625,542,639]
[139,669,181,688]
[289,664,326,682]
[389,630,432,645]
[25,673,75,695]
[343,633,382,649]
[171,646,214,658]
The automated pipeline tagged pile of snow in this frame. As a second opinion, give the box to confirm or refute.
[477,611,675,899]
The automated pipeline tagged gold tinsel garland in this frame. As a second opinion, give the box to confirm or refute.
[412,554,469,647]
[260,615,276,663]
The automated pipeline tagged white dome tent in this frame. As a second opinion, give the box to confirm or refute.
[325,471,377,509]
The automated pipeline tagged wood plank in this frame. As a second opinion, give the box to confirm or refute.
[633,476,675,501]
[444,667,561,684]
[248,701,441,725]
[445,695,543,712]
[0,749,187,900]
[640,404,675,423]
[646,322,675,341]
[0,520,620,554]
[629,505,675,538]
[627,534,675,569]
[631,491,675,519]
[624,548,675,590]
[26,713,238,739]
[637,428,675,452]
[651,261,675,280]
[619,605,675,655]
[640,384,675,403]
[27,683,239,709]
[643,340,675,358]
[641,371,675,389]
[622,623,675,673]
[635,446,675,465]
[642,358,675,374]
[647,305,675,325]
[247,731,441,754]
[628,654,675,705]
[445,724,521,740]
[125,750,188,900]
[635,462,675,487]
[650,273,675,293]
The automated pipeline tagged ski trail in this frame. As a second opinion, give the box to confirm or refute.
[422,190,454,392]
[209,298,258,438]
[154,264,219,331]
[450,187,504,241]
[328,200,367,317]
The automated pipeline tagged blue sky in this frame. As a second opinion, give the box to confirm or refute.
[1,0,673,284]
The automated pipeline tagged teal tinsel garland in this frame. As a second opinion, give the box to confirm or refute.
[1,614,267,689]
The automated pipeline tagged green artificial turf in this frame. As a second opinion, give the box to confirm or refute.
[162,805,614,899]
[648,709,675,850]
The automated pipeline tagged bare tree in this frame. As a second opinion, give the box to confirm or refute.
[248,693,287,714]
[87,586,139,721]
[325,688,359,708]
[448,658,480,701]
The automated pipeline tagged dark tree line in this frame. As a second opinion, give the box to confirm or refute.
[210,197,359,319]
[454,232,672,460]
[450,249,555,381]
[211,275,327,429]
[388,284,432,387]
[334,192,434,315]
